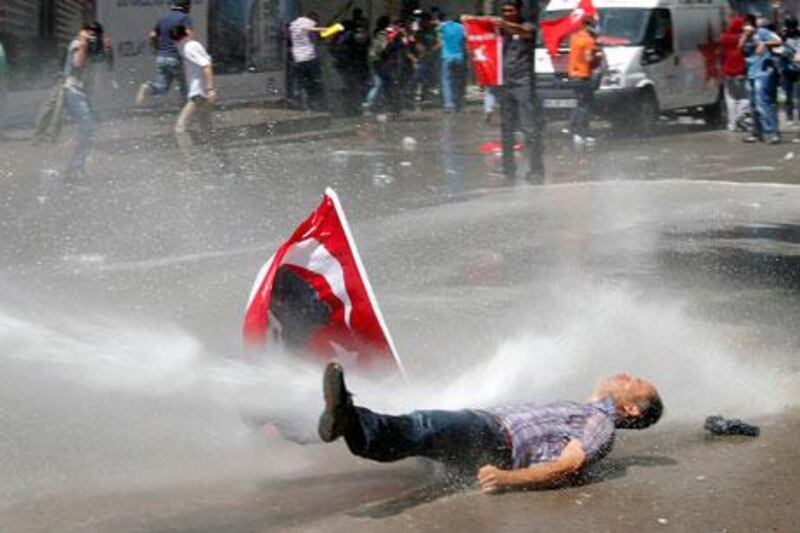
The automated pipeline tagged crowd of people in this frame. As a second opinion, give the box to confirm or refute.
[721,13,800,144]
[286,6,470,119]
[27,0,800,187]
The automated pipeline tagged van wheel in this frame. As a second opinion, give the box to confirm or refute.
[702,90,726,129]
[613,89,659,137]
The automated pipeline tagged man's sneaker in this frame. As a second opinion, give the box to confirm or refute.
[135,83,150,106]
[742,135,760,143]
[318,362,354,442]
[768,135,781,145]
[704,415,760,437]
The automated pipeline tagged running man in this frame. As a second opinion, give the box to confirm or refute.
[136,0,193,106]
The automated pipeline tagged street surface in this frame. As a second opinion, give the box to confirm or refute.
[1,109,800,531]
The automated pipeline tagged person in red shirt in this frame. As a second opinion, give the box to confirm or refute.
[720,16,748,131]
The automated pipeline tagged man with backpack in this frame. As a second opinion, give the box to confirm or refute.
[367,17,405,117]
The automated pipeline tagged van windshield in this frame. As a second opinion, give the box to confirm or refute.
[539,8,650,47]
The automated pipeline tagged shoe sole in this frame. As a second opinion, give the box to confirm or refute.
[318,363,345,442]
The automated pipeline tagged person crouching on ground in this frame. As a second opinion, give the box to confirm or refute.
[567,15,602,148]
[318,363,663,493]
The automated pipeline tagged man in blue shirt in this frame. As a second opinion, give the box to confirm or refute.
[135,0,193,106]
[438,14,466,112]
[742,15,782,143]
[318,363,663,493]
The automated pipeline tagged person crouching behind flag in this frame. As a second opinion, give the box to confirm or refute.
[567,15,602,148]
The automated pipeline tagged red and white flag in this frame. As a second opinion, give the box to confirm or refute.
[464,18,503,86]
[540,0,598,56]
[243,188,404,376]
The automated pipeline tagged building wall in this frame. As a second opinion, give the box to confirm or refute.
[0,0,92,89]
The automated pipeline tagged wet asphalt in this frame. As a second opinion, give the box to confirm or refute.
[1,109,800,531]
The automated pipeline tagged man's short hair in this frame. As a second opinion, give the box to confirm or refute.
[628,392,664,429]
[502,0,523,9]
[169,24,189,41]
[171,0,191,12]
[308,12,320,23]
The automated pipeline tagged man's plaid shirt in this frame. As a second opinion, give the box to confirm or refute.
[480,397,617,469]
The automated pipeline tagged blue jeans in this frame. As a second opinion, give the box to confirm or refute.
[568,78,595,137]
[484,87,497,114]
[751,73,779,137]
[441,57,465,111]
[365,71,382,109]
[782,70,798,120]
[148,55,186,96]
[345,407,510,470]
[63,87,94,173]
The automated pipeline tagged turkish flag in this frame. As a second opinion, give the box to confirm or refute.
[464,18,503,86]
[243,188,404,376]
[540,0,598,56]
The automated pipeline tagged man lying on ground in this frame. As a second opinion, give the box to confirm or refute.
[318,363,663,494]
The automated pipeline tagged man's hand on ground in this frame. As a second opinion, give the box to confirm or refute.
[477,464,508,494]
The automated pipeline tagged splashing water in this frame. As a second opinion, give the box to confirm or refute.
[1,280,794,449]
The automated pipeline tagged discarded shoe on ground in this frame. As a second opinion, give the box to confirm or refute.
[704,415,760,437]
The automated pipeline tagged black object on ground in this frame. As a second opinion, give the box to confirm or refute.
[704,415,760,437]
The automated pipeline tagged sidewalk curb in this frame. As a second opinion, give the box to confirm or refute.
[95,112,333,154]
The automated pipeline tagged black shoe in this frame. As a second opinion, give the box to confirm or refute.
[525,172,545,185]
[318,362,354,442]
[704,415,760,437]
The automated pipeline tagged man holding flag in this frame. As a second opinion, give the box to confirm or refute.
[465,0,545,184]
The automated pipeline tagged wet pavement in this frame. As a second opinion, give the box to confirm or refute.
[1,109,800,531]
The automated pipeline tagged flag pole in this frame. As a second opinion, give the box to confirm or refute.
[324,188,409,382]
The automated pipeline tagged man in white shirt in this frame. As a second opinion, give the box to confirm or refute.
[289,12,327,111]
[170,25,229,172]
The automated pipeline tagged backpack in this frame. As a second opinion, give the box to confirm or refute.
[781,38,800,74]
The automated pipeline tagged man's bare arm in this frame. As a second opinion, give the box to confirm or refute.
[477,439,587,494]
[460,15,534,38]
[203,64,217,104]
[498,19,534,38]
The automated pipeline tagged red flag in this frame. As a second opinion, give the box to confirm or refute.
[464,18,503,86]
[243,189,404,376]
[540,0,598,56]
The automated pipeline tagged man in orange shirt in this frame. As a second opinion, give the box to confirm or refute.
[568,15,601,147]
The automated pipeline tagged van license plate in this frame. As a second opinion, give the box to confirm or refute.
[544,98,578,109]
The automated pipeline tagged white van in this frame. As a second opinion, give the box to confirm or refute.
[536,0,730,131]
